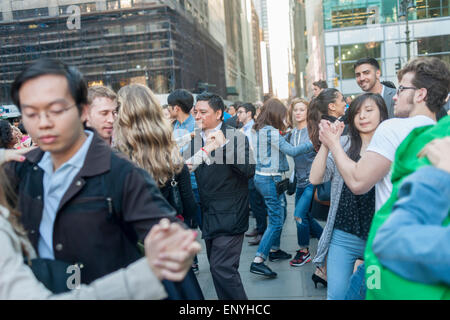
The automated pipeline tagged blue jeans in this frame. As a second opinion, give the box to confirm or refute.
[294,185,323,248]
[327,229,366,300]
[254,174,287,260]
[248,178,268,234]
[345,263,366,300]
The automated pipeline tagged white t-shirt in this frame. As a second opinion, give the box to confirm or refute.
[367,115,436,211]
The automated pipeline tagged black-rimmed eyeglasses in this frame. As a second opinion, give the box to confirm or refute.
[396,85,417,96]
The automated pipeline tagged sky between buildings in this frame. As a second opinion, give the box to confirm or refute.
[267,0,290,100]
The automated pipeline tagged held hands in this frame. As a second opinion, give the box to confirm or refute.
[418,137,450,174]
[144,218,201,282]
[318,120,345,149]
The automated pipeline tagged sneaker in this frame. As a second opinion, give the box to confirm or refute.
[250,262,277,278]
[191,263,199,274]
[268,249,292,262]
[289,250,311,267]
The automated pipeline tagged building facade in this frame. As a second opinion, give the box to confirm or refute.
[223,0,260,102]
[304,0,327,98]
[321,0,449,96]
[251,0,263,101]
[289,0,308,98]
[254,0,273,96]
[0,0,226,104]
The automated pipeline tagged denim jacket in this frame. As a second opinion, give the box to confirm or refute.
[253,125,313,174]
[372,166,450,286]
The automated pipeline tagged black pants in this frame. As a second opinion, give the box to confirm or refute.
[205,234,248,300]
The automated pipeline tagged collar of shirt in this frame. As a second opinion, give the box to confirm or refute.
[174,114,195,131]
[201,122,223,143]
[243,119,254,134]
[38,130,94,174]
[381,84,385,97]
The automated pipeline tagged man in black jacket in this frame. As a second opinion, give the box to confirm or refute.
[5,59,177,285]
[184,92,255,300]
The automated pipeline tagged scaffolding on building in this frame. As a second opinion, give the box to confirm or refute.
[0,3,226,104]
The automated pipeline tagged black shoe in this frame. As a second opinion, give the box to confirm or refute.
[268,249,292,262]
[312,273,327,288]
[250,262,277,278]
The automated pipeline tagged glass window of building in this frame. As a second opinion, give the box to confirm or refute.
[120,0,133,8]
[323,0,448,29]
[323,0,398,29]
[334,42,382,79]
[417,34,450,64]
[13,8,49,20]
[59,3,97,15]
[107,1,120,10]
[416,0,449,19]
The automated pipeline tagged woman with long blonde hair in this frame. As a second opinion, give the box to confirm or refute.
[114,84,184,187]
[113,84,197,223]
[285,98,322,268]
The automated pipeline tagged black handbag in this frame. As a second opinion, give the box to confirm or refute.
[287,173,297,196]
[316,181,331,203]
[168,176,184,215]
[311,181,331,221]
[275,178,290,196]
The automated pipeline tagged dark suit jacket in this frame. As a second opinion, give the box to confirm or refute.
[182,123,255,239]
[382,85,396,118]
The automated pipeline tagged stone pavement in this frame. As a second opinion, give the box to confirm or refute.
[194,192,327,300]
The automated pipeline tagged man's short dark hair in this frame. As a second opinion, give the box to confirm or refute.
[239,103,256,119]
[11,58,88,114]
[167,89,194,114]
[398,57,450,113]
[196,92,225,120]
[312,80,328,89]
[354,57,380,71]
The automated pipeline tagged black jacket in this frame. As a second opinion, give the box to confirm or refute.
[160,164,198,225]
[4,131,177,284]
[183,124,255,239]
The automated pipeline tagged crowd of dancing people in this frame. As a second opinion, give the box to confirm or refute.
[0,55,449,300]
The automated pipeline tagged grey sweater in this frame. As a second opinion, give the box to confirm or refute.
[313,136,351,268]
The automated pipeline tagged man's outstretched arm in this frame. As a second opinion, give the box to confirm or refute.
[319,120,391,195]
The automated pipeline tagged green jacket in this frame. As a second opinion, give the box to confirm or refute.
[364,116,450,300]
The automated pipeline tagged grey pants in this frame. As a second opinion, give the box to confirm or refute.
[205,234,248,300]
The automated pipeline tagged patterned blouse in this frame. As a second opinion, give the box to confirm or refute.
[334,182,376,241]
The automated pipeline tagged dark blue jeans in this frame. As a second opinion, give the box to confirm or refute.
[248,178,268,235]
[254,175,287,260]
[192,188,202,229]
[294,185,323,248]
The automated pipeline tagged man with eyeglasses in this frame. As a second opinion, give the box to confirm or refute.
[5,58,178,286]
[354,57,396,118]
[321,56,448,216]
[318,57,449,299]
[83,86,118,146]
